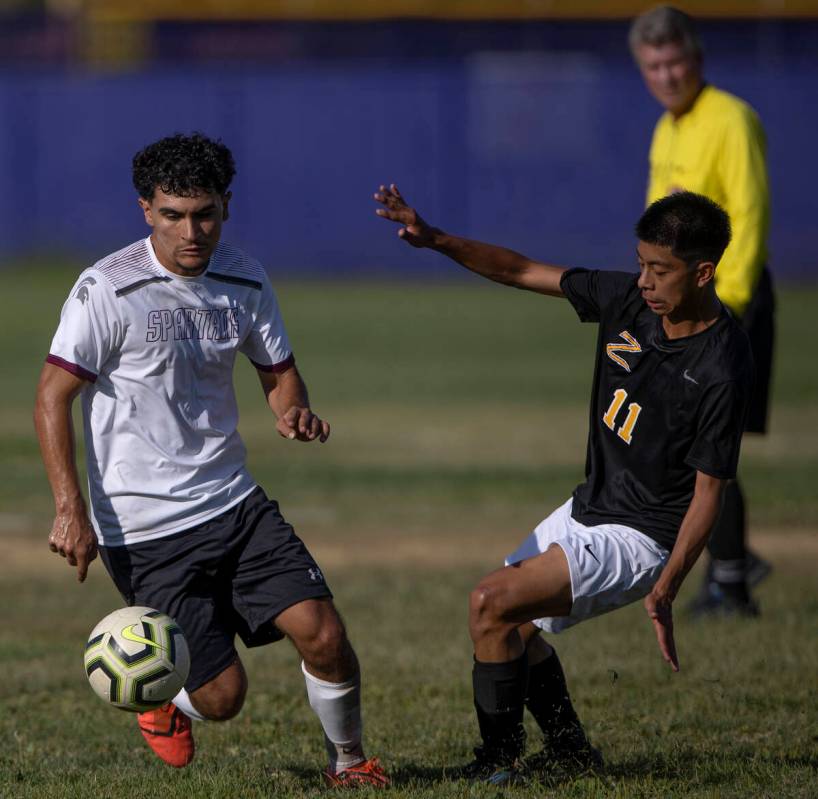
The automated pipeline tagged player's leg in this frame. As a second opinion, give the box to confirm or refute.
[522,629,600,773]
[691,477,759,616]
[702,479,757,607]
[466,498,669,781]
[274,598,388,787]
[136,659,247,769]
[181,658,248,720]
[276,598,361,767]
[471,545,572,661]
[229,490,387,787]
[99,517,250,769]
[463,544,572,783]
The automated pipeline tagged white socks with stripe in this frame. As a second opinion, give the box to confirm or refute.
[172,687,207,721]
[302,661,365,772]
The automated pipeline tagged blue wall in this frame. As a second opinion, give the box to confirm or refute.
[0,20,815,278]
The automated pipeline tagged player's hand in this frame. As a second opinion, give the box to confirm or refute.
[374,184,437,248]
[276,406,330,443]
[644,588,679,672]
[48,510,98,583]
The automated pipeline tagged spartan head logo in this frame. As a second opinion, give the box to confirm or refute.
[74,276,97,304]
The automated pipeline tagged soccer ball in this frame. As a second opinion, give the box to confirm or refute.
[84,606,190,713]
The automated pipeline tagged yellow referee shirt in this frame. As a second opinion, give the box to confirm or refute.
[647,84,769,317]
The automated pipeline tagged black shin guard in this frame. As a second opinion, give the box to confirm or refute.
[525,648,585,745]
[472,653,528,763]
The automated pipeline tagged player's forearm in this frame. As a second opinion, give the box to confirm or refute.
[34,390,87,514]
[266,365,311,419]
[654,476,725,601]
[430,231,565,295]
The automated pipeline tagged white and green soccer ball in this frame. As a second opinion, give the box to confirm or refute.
[84,606,190,713]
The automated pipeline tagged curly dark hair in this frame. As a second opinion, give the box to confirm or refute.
[132,132,236,199]
[636,191,731,267]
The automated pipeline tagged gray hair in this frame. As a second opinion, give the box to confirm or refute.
[628,6,702,60]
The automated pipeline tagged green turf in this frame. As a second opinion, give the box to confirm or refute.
[1,563,816,798]
[1,266,816,798]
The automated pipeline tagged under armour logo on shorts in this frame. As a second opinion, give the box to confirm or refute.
[307,567,324,583]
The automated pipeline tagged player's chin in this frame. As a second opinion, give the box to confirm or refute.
[644,298,667,314]
[175,251,212,272]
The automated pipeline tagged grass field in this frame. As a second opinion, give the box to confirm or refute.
[1,267,816,798]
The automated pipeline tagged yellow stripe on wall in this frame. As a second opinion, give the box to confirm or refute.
[84,0,818,23]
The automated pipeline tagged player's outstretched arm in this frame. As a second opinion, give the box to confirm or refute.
[645,471,726,672]
[257,365,330,443]
[374,184,567,296]
[33,363,98,582]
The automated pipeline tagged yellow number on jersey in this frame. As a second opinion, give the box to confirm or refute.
[602,388,642,445]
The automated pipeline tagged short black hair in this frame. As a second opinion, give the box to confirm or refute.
[132,133,236,200]
[636,192,731,266]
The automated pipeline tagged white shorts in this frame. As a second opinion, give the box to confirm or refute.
[505,498,669,634]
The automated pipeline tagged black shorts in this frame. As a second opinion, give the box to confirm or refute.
[741,267,775,434]
[99,487,333,693]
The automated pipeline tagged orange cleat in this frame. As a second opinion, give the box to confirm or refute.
[323,757,390,788]
[137,702,195,768]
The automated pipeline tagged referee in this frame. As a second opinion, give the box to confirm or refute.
[630,6,775,617]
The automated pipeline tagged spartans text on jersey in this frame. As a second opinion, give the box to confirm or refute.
[145,307,240,342]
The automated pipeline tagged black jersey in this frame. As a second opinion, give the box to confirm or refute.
[560,268,754,551]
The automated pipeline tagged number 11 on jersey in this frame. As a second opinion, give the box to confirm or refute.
[603,388,642,445]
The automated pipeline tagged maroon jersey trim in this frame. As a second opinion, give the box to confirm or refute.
[46,354,98,383]
[249,353,295,374]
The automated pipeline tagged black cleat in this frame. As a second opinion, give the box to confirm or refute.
[687,582,760,619]
[454,746,523,785]
[523,728,603,781]
[746,550,773,589]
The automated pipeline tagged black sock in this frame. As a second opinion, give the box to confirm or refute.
[472,653,528,763]
[525,649,587,747]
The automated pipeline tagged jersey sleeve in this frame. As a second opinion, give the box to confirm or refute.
[47,270,121,382]
[560,269,635,323]
[684,380,750,479]
[240,273,294,373]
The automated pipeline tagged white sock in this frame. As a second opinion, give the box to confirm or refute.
[301,661,365,773]
[172,687,207,721]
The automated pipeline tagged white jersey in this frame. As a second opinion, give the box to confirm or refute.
[48,237,293,547]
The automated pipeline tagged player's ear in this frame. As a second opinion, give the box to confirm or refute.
[695,260,716,287]
[138,196,154,227]
[221,191,232,222]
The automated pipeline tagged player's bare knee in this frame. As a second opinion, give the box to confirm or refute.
[469,583,511,642]
[195,685,246,721]
[469,583,491,623]
[298,615,349,673]
[192,664,248,721]
[312,620,347,662]
[199,693,245,722]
